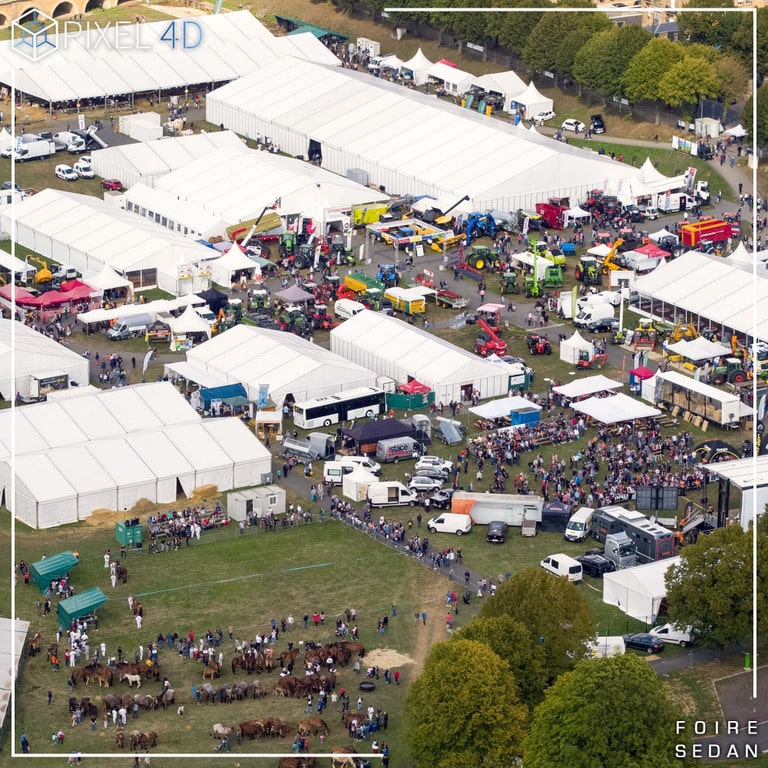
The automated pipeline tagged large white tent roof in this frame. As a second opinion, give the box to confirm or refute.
[152,145,387,225]
[570,392,661,423]
[553,375,623,399]
[0,382,271,529]
[206,57,650,213]
[330,309,513,403]
[634,251,768,341]
[469,396,541,419]
[665,337,732,361]
[603,557,680,621]
[0,320,89,400]
[0,13,339,103]
[184,324,377,404]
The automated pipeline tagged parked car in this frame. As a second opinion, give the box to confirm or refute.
[590,114,606,134]
[486,521,507,543]
[649,623,694,647]
[408,475,444,493]
[623,633,665,654]
[415,456,454,475]
[534,110,556,124]
[55,164,78,181]
[428,489,455,510]
[101,178,123,191]
[73,160,94,179]
[576,554,615,578]
[637,203,659,220]
[561,118,587,133]
[413,466,451,481]
[1,181,21,191]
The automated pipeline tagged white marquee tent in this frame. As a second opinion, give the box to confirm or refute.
[0,12,340,105]
[511,81,553,119]
[665,337,732,361]
[0,320,89,400]
[427,61,474,94]
[206,57,652,213]
[471,70,527,113]
[603,557,680,622]
[0,382,271,529]
[330,310,514,403]
[179,324,378,405]
[559,331,593,365]
[82,263,134,295]
[570,392,661,424]
[0,189,215,296]
[401,48,434,86]
[553,375,623,399]
[208,243,258,287]
[170,305,212,339]
[469,395,541,420]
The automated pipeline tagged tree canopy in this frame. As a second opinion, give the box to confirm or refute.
[523,654,694,768]
[405,639,528,768]
[479,567,595,684]
[665,515,767,658]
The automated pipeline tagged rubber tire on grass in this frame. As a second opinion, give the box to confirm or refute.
[360,681,376,692]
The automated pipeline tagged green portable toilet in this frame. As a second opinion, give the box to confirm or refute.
[115,518,142,547]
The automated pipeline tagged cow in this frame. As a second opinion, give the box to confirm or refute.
[212,724,235,739]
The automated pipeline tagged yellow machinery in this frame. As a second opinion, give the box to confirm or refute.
[600,238,624,274]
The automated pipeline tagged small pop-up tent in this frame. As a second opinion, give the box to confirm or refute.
[402,48,434,86]
[30,551,79,593]
[560,331,593,365]
[57,587,108,627]
[602,558,680,622]
[342,466,378,502]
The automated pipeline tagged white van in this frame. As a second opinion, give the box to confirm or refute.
[106,313,153,340]
[649,623,694,647]
[573,303,615,331]
[323,461,355,485]
[564,507,594,542]
[540,553,583,582]
[334,298,366,320]
[586,636,626,658]
[339,456,382,476]
[427,512,472,536]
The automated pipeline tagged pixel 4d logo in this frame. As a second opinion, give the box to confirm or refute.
[12,9,58,62]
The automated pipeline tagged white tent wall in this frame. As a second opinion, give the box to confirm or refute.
[202,419,272,488]
[85,440,158,511]
[165,424,235,491]
[559,332,592,365]
[11,455,79,529]
[602,557,680,622]
[124,432,197,502]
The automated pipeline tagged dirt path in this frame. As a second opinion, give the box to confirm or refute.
[410,580,455,672]
[151,3,212,18]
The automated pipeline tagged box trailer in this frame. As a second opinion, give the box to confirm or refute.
[451,491,543,526]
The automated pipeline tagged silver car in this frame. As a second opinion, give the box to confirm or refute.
[408,475,444,493]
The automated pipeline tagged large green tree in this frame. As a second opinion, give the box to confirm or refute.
[457,614,547,710]
[677,0,741,49]
[657,55,720,110]
[405,639,528,768]
[665,516,767,659]
[491,0,549,56]
[479,567,594,684]
[523,655,694,768]
[623,38,685,123]
[743,83,768,148]
[713,54,750,118]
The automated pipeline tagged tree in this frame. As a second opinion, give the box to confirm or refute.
[479,567,595,684]
[492,0,549,56]
[457,614,547,710]
[732,8,766,77]
[713,54,750,118]
[657,56,720,110]
[623,38,685,123]
[523,655,694,768]
[677,0,741,49]
[665,516,768,659]
[742,84,768,148]
[451,0,491,55]
[405,639,528,768]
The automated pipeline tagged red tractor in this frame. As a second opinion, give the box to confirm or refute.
[474,318,507,357]
[528,333,552,356]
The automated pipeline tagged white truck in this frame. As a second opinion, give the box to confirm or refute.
[367,481,419,507]
[564,507,593,542]
[450,491,543,527]
[14,140,56,162]
[656,192,695,214]
[106,313,153,340]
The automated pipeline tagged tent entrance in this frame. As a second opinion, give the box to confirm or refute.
[176,478,185,498]
[308,139,322,163]
[461,383,473,401]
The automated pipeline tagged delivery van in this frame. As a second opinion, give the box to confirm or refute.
[367,481,419,507]
[427,512,472,536]
[334,298,367,320]
[573,303,614,331]
[376,437,423,463]
[339,456,382,476]
[323,461,355,486]
[649,623,694,647]
[564,507,594,542]
[106,313,153,340]
[540,553,583,582]
[586,636,626,658]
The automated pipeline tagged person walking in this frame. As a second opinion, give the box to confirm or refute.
[21,734,30,753]
[421,610,427,625]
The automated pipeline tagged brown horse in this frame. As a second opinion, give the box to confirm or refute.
[331,747,358,768]
[116,564,128,584]
[29,631,42,656]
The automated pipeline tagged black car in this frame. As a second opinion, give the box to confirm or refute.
[586,317,620,334]
[428,489,455,510]
[486,521,507,543]
[413,466,451,480]
[576,554,616,578]
[623,633,665,654]
[590,114,606,134]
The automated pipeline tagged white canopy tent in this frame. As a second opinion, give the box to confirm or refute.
[724,124,747,138]
[330,310,514,403]
[0,383,271,529]
[82,263,134,295]
[170,305,212,339]
[401,48,434,86]
[563,206,592,226]
[206,57,652,213]
[208,243,258,287]
[570,392,661,424]
[648,229,678,244]
[469,396,541,420]
[184,324,378,404]
[511,81,553,119]
[342,466,378,502]
[427,62,474,94]
[587,243,612,258]
[0,320,89,400]
[471,70,527,113]
[379,54,406,72]
[603,557,680,622]
[665,337,732,361]
[559,331,593,365]
[553,375,623,399]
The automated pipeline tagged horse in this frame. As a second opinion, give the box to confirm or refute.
[116,564,128,584]
[155,687,175,709]
[128,730,143,750]
[29,632,42,656]
[94,666,113,687]
[280,759,316,768]
[139,731,157,749]
[115,729,124,748]
[47,642,59,661]
[331,747,359,768]
[211,724,235,739]
[202,661,221,680]
[119,672,141,688]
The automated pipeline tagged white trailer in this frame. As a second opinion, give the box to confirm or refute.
[451,491,543,526]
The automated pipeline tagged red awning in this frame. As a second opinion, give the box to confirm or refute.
[629,366,655,380]
[436,58,457,67]
[635,244,669,259]
[399,380,431,394]
[0,284,38,304]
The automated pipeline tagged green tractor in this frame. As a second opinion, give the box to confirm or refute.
[543,265,563,289]
[524,274,541,298]
[465,245,497,271]
[574,255,602,286]
[712,358,747,385]
[499,270,519,295]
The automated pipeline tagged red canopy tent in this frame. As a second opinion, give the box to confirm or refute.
[60,278,97,295]
[629,366,655,380]
[0,284,38,305]
[634,244,669,259]
[399,380,431,394]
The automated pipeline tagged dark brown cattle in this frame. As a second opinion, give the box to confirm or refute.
[238,720,264,740]
[115,729,124,748]
[140,731,158,749]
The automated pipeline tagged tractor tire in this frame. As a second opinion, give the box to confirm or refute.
[545,346,552,355]
[713,376,725,385]
[732,372,746,383]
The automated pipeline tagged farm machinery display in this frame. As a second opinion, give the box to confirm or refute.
[474,318,507,357]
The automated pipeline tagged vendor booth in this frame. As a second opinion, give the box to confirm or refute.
[470,395,542,428]
[386,380,434,411]
[342,466,378,502]
[57,587,108,627]
[628,365,655,396]
[560,331,593,366]
[30,551,79,594]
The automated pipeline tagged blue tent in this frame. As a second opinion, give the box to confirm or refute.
[199,384,248,408]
